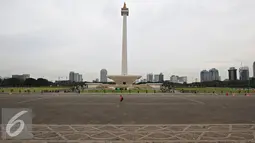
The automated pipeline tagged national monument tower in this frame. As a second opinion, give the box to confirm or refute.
[107,2,141,87]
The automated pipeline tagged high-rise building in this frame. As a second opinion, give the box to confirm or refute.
[253,61,255,77]
[69,72,75,82]
[146,73,153,82]
[78,74,83,82]
[154,74,159,82]
[200,70,209,82]
[170,75,187,83]
[228,67,237,80]
[69,72,82,82]
[170,75,178,83]
[74,73,79,82]
[239,66,249,80]
[12,74,30,80]
[209,68,220,81]
[178,76,188,83]
[159,73,164,82]
[100,69,108,82]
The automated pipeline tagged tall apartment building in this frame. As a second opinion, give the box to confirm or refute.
[239,66,249,80]
[146,73,153,82]
[100,69,108,82]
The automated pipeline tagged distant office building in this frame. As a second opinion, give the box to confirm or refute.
[69,72,75,82]
[179,76,188,83]
[69,71,82,82]
[146,73,153,82]
[100,69,108,82]
[253,61,255,77]
[201,68,220,82]
[93,78,99,83]
[209,68,220,81]
[170,75,187,83]
[170,75,178,83]
[154,74,159,82]
[159,73,164,82]
[239,66,249,80]
[12,74,30,80]
[74,73,79,82]
[78,74,83,82]
[228,67,237,80]
[200,70,209,82]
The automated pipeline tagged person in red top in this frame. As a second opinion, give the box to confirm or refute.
[120,95,124,102]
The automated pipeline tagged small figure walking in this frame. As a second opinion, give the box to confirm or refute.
[120,95,124,102]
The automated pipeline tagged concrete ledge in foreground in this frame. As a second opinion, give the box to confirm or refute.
[1,124,255,142]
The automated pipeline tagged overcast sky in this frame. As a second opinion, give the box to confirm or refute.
[0,0,254,82]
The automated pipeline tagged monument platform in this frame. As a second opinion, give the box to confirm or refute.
[107,75,141,86]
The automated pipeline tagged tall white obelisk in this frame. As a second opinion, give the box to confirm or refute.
[121,2,128,76]
[107,2,141,86]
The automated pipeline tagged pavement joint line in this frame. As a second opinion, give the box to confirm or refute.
[171,95,206,105]
[17,96,53,104]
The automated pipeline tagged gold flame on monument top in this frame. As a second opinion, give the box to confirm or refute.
[123,2,126,8]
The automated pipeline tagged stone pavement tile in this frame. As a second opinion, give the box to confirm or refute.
[94,125,125,132]
[117,126,142,132]
[61,132,91,140]
[186,125,211,131]
[119,132,148,140]
[228,132,254,140]
[33,131,63,140]
[49,125,73,132]
[33,125,52,132]
[231,125,255,131]
[140,132,179,140]
[163,125,188,131]
[136,125,163,131]
[200,132,230,140]
[207,125,230,131]
[71,126,100,132]
[174,132,201,140]
[88,131,121,140]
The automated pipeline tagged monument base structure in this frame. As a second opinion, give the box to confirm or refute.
[107,75,141,88]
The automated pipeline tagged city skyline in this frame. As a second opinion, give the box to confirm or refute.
[0,0,255,82]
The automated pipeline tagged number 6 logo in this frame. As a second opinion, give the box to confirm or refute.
[6,110,28,137]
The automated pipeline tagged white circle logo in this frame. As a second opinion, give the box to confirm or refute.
[6,110,28,137]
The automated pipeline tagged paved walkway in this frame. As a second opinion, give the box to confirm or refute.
[1,124,255,142]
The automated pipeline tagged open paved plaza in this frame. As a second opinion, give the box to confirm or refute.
[0,93,255,142]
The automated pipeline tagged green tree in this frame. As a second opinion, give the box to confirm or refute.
[1,78,23,87]
[36,78,50,86]
[24,78,37,87]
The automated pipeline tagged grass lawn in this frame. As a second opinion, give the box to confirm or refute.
[0,87,160,94]
[2,87,254,94]
[82,89,160,93]
[175,87,255,93]
[0,87,70,93]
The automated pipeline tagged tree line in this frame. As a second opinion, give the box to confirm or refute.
[0,78,52,87]
[162,78,255,88]
[1,77,255,88]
